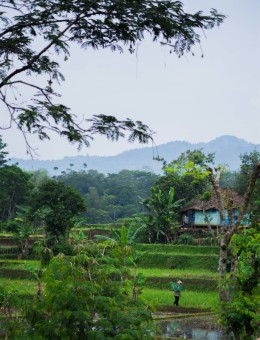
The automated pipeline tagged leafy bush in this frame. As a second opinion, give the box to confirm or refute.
[175,233,194,245]
[220,225,260,339]
[52,242,73,256]
[1,220,19,233]
[197,237,217,246]
[10,243,155,339]
[0,285,19,317]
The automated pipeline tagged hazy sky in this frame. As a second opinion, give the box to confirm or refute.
[2,0,260,160]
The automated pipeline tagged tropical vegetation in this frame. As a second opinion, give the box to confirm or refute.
[0,138,259,339]
[0,1,259,338]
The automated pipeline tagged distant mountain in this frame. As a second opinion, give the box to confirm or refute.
[9,135,260,175]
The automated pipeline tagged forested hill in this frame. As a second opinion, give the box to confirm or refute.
[9,135,260,175]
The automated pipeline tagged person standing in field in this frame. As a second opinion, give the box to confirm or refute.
[171,280,183,306]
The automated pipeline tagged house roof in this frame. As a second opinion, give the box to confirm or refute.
[181,189,244,212]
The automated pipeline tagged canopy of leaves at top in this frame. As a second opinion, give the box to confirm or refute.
[0,1,225,154]
[0,165,33,220]
[30,179,86,238]
[0,135,9,167]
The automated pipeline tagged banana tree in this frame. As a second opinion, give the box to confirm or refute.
[13,206,33,259]
[142,187,183,243]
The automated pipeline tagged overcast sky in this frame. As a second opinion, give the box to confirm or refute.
[2,0,260,160]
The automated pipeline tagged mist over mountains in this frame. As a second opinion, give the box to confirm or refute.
[9,136,260,175]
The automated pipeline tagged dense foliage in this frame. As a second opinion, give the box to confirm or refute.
[57,169,159,223]
[142,187,181,243]
[29,179,86,241]
[220,151,260,218]
[221,224,260,339]
[0,137,32,223]
[163,149,260,338]
[0,165,33,221]
[8,242,154,339]
[156,150,212,206]
[0,135,9,167]
[237,151,260,222]
[0,149,258,339]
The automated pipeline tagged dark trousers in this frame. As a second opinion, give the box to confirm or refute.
[174,295,180,306]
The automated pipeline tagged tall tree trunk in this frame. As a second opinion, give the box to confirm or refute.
[208,168,231,306]
[235,163,260,230]
[206,162,259,338]
[218,231,231,301]
[207,168,226,225]
[202,207,215,239]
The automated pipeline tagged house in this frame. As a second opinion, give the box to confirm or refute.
[181,189,245,228]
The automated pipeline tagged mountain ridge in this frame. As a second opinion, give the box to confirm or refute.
[8,135,260,175]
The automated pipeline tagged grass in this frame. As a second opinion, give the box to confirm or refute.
[0,240,220,313]
[141,288,220,311]
[0,233,13,237]
[0,246,19,254]
[0,254,19,259]
[0,278,38,297]
[137,252,218,272]
[0,233,42,238]
[135,267,218,279]
[134,267,218,292]
[0,260,40,270]
[135,244,219,256]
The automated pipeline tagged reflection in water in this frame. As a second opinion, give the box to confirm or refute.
[157,315,223,339]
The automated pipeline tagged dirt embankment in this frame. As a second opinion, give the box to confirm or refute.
[156,306,211,315]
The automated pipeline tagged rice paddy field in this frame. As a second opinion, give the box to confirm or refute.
[0,234,220,313]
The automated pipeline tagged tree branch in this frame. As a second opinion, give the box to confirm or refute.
[235,163,260,230]
[0,0,100,88]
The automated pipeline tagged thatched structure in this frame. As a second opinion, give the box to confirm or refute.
[181,189,244,212]
[181,189,245,227]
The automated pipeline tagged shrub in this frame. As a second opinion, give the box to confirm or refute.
[11,243,155,339]
[175,233,194,245]
[1,220,19,233]
[52,242,73,256]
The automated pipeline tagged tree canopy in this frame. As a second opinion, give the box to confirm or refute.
[0,165,33,220]
[7,242,154,338]
[57,169,159,223]
[30,179,86,240]
[0,1,225,154]
[0,135,9,167]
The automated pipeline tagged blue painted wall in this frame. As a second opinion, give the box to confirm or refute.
[183,209,241,226]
